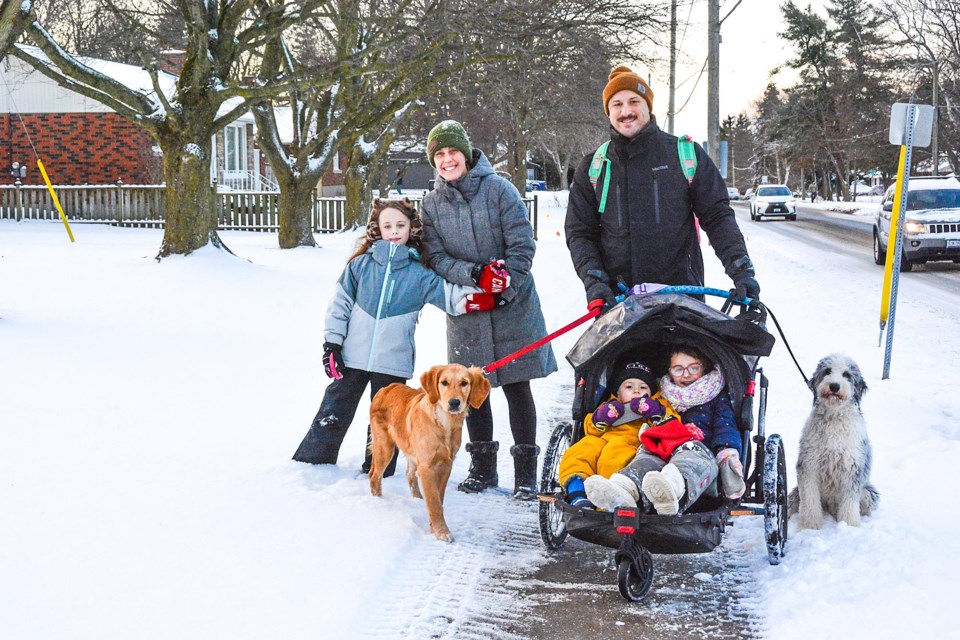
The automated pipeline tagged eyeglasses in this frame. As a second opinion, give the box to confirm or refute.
[669,363,703,378]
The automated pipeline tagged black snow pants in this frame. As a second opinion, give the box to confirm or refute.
[292,367,404,475]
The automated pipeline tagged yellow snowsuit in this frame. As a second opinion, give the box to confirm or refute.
[559,392,679,485]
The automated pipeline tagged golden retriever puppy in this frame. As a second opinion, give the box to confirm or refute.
[369,364,491,542]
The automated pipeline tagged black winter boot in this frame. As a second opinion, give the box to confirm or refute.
[457,441,499,493]
[510,444,540,500]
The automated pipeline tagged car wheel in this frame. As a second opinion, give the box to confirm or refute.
[788,214,797,221]
[873,231,886,265]
[900,253,914,272]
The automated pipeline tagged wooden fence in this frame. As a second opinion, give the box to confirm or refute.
[0,183,539,237]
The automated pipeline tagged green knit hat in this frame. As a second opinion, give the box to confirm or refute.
[426,120,473,168]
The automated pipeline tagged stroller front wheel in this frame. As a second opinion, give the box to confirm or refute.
[616,542,654,602]
[538,421,573,550]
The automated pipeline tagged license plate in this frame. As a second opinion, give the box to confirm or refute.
[948,240,960,248]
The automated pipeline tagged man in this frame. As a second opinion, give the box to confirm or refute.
[565,66,760,309]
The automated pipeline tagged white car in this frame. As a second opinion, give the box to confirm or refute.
[726,187,740,200]
[873,175,960,271]
[749,184,797,221]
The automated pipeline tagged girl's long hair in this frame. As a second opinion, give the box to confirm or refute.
[347,198,424,263]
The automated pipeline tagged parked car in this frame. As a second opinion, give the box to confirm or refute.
[873,175,960,271]
[749,184,797,220]
[526,179,547,192]
[726,187,740,200]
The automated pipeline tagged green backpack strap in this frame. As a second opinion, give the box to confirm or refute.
[589,136,696,215]
[588,141,611,214]
[678,135,697,185]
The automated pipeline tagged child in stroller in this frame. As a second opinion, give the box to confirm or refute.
[557,355,679,507]
[584,345,746,515]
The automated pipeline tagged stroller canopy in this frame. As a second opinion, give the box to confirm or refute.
[566,293,775,419]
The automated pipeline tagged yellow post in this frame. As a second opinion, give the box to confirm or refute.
[879,145,907,333]
[36,158,74,243]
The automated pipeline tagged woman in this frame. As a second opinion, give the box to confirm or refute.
[419,120,557,500]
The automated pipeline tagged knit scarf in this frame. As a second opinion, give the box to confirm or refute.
[659,368,725,413]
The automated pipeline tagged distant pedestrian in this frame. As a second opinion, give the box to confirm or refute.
[810,189,817,203]
[394,167,404,195]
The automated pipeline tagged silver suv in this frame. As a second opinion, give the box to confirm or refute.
[873,175,960,271]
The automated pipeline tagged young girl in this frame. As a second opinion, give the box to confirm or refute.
[292,198,485,473]
[558,357,679,507]
[584,345,745,515]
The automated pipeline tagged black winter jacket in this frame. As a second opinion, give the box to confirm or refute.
[565,118,751,300]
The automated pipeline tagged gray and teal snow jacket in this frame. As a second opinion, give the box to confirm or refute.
[324,239,479,378]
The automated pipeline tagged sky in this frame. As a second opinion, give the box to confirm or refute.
[651,0,830,141]
[2,192,960,638]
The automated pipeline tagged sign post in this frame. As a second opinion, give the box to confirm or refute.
[880,103,934,379]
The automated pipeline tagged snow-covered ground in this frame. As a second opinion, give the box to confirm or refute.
[2,192,959,639]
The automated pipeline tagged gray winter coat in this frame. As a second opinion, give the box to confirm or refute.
[421,150,558,387]
[325,239,477,378]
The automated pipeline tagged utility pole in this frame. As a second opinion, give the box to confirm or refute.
[932,61,940,175]
[668,0,677,134]
[707,0,720,162]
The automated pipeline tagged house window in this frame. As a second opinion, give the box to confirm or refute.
[225,125,246,172]
[333,153,341,174]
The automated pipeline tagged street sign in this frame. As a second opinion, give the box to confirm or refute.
[888,103,934,147]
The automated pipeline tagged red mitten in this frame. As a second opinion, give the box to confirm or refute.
[465,292,506,313]
[472,260,511,294]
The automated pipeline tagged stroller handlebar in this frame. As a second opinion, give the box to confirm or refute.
[619,283,756,307]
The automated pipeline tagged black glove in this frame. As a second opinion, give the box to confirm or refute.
[586,281,617,310]
[323,342,344,380]
[734,274,760,302]
[728,255,760,302]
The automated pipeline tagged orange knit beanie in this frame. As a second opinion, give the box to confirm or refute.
[602,66,654,115]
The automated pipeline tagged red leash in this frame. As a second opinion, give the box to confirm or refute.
[482,307,602,375]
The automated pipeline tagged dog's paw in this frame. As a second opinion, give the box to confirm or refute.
[433,529,454,543]
[797,513,823,530]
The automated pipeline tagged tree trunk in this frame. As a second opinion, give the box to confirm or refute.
[551,150,568,191]
[344,162,372,229]
[157,135,227,258]
[509,137,528,194]
[277,173,318,249]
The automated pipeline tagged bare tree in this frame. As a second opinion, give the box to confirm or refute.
[250,0,457,244]
[426,0,668,192]
[0,0,31,56]
[884,0,960,173]
[33,0,164,64]
[13,1,334,258]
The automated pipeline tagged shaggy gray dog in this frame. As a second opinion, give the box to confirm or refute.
[788,353,880,529]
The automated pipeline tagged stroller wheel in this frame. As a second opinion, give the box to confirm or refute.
[538,421,572,550]
[763,434,788,564]
[616,542,654,602]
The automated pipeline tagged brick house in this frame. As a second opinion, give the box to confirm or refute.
[0,47,264,189]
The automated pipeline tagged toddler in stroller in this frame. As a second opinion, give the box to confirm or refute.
[584,345,746,515]
[557,355,679,507]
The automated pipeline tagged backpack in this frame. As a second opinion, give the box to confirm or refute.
[588,135,698,215]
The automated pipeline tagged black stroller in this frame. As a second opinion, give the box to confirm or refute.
[537,287,788,602]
